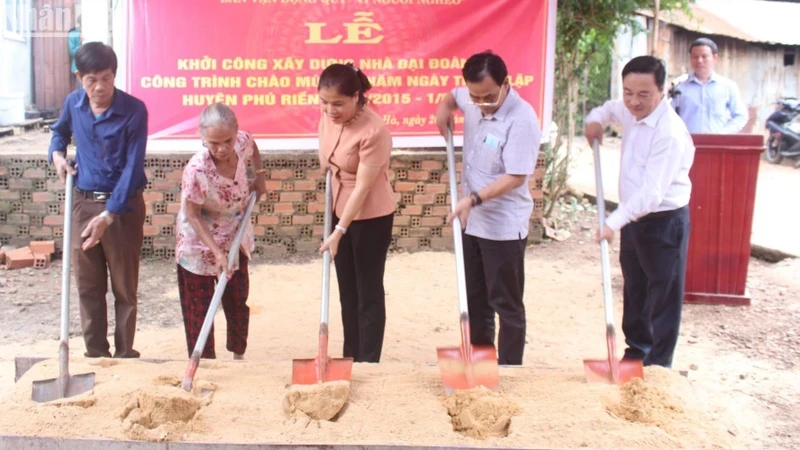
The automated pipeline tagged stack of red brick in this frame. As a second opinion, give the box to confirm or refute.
[0,240,55,270]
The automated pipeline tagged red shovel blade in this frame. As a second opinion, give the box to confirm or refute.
[291,356,353,385]
[437,345,499,393]
[291,331,353,385]
[583,358,644,384]
[583,330,644,384]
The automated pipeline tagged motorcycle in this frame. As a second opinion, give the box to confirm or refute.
[667,73,689,114]
[765,98,800,167]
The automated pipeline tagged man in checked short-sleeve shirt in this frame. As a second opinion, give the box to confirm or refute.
[435,51,541,365]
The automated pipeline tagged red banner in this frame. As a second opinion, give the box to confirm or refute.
[126,0,554,145]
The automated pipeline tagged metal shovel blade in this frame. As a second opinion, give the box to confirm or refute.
[292,332,353,385]
[436,344,499,394]
[32,372,96,403]
[31,171,96,403]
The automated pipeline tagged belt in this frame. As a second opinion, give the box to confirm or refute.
[75,188,112,202]
[637,206,687,222]
[74,188,144,203]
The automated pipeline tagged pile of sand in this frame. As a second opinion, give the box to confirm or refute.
[608,368,689,426]
[119,375,214,441]
[443,386,520,439]
[0,359,741,448]
[120,386,200,441]
[47,392,96,409]
[604,366,737,447]
[283,380,350,421]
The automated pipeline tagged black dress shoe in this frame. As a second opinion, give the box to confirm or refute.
[113,349,141,359]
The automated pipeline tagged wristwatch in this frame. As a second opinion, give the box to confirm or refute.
[335,224,347,235]
[469,192,483,207]
[99,210,114,225]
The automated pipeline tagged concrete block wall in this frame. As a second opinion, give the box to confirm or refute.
[0,151,546,259]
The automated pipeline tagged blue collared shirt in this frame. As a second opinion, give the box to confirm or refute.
[67,28,80,73]
[671,72,747,134]
[48,89,149,215]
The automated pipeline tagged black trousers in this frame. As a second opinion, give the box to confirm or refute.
[619,206,690,368]
[333,213,393,363]
[462,232,527,365]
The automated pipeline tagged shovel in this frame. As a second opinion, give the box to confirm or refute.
[436,129,500,394]
[291,169,354,385]
[181,191,257,392]
[32,169,96,402]
[583,139,644,384]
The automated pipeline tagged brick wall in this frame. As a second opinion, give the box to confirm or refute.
[0,151,546,259]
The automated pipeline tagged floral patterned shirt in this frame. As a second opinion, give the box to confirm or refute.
[175,131,255,276]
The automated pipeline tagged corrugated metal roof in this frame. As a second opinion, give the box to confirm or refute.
[645,0,800,46]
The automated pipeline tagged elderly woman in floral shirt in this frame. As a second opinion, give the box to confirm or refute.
[175,102,266,360]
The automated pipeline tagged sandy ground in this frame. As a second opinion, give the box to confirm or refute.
[0,206,798,448]
[1,360,737,448]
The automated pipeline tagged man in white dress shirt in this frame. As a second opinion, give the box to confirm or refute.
[584,55,695,368]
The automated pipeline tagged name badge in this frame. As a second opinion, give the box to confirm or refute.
[484,133,501,149]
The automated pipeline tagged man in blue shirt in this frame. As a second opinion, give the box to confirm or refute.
[48,42,148,359]
[671,37,747,134]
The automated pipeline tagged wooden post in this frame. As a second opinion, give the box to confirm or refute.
[652,0,660,56]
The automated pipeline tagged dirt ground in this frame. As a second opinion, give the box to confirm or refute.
[0,203,799,448]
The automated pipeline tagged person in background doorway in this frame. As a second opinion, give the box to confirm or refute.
[435,51,541,365]
[68,15,82,91]
[317,63,396,363]
[585,55,695,368]
[671,37,747,133]
[175,103,267,360]
[48,42,148,358]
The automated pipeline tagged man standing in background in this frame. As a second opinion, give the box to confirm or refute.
[68,15,82,91]
[671,37,747,133]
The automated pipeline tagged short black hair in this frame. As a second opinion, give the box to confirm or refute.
[462,50,508,86]
[621,56,667,90]
[75,42,118,75]
[318,63,372,105]
[690,37,718,55]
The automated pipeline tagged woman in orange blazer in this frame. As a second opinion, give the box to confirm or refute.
[317,63,396,363]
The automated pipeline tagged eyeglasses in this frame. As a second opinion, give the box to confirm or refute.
[466,84,509,107]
